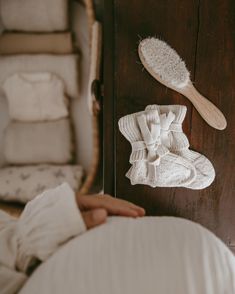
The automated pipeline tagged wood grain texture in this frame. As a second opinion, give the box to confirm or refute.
[190,0,235,248]
[104,0,235,251]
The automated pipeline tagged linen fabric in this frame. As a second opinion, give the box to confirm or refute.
[0,33,73,55]
[0,184,235,294]
[0,165,83,203]
[0,0,68,32]
[3,119,73,165]
[0,55,79,98]
[0,183,87,294]
[3,72,68,122]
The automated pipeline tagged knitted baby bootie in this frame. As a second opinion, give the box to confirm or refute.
[118,109,196,187]
[146,105,215,189]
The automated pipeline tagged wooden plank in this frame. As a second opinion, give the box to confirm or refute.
[104,0,235,249]
[190,0,235,246]
[114,0,199,210]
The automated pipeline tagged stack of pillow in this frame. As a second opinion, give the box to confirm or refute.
[0,0,84,203]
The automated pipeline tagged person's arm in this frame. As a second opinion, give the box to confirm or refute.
[0,183,86,294]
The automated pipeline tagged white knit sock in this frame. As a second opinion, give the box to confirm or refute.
[146,105,215,189]
[176,149,215,189]
[118,109,196,187]
[125,155,196,188]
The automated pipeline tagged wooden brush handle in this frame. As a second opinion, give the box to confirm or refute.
[183,83,227,130]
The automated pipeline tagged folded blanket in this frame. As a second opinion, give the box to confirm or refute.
[0,0,68,32]
[0,165,83,203]
[3,72,68,122]
[0,55,79,98]
[4,119,73,165]
[0,33,73,55]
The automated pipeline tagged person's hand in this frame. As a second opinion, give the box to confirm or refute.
[77,194,145,229]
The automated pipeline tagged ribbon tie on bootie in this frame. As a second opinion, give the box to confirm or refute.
[131,110,176,180]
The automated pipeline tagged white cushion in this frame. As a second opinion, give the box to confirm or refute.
[0,0,68,32]
[20,217,235,294]
[3,72,68,122]
[4,119,72,165]
[0,165,83,203]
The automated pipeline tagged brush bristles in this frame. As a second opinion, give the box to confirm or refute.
[139,38,190,89]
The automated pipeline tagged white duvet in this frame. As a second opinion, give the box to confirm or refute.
[1,183,235,294]
[20,217,235,294]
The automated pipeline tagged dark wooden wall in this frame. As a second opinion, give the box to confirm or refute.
[104,0,235,252]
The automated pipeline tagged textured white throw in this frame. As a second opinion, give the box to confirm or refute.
[3,72,68,122]
[0,183,86,294]
[119,106,215,189]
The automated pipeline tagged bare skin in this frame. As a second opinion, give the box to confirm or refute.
[76,194,145,229]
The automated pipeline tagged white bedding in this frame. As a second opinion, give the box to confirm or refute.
[1,183,234,294]
[4,119,72,165]
[3,72,68,122]
[0,0,68,32]
[0,55,79,99]
[0,165,83,203]
[20,216,235,294]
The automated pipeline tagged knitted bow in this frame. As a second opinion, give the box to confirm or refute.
[131,110,176,179]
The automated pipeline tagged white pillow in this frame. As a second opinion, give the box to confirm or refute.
[3,72,68,122]
[0,0,68,32]
[4,119,72,165]
[0,165,83,203]
[0,55,79,98]
[20,217,235,294]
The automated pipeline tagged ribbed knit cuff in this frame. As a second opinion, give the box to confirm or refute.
[119,111,147,163]
[145,104,187,124]
[145,104,189,151]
